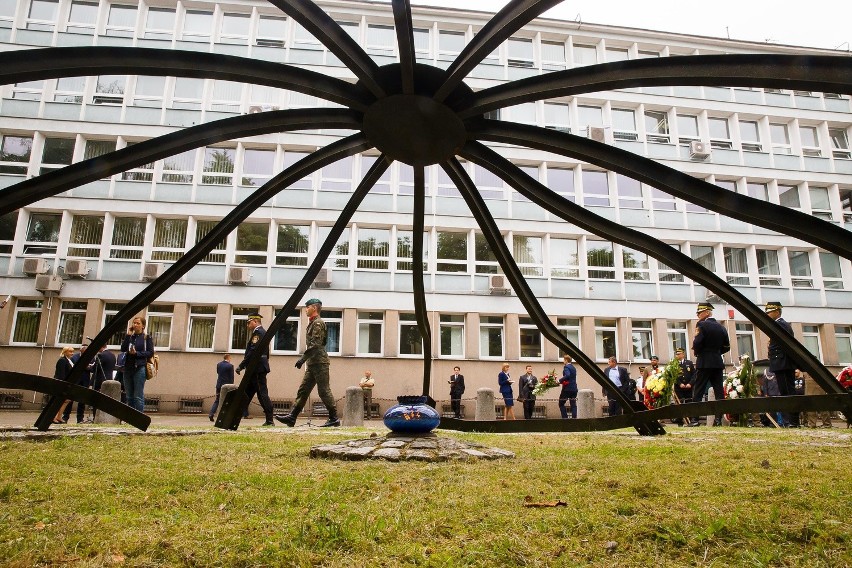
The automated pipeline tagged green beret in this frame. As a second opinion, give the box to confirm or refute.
[305,298,322,307]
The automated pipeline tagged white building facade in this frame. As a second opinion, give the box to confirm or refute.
[0,0,850,414]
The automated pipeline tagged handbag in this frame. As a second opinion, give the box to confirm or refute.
[145,354,159,380]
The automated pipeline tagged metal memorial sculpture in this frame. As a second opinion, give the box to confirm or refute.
[0,0,849,433]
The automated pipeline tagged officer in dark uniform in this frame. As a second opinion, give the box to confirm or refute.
[673,347,695,425]
[765,301,799,427]
[236,313,274,426]
[689,302,730,426]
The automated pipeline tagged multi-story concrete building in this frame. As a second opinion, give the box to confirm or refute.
[0,0,850,416]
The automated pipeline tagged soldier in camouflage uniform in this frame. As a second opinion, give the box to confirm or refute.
[275,298,339,427]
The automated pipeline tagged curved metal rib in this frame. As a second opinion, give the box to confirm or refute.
[266,0,385,99]
[441,158,654,430]
[0,47,372,111]
[434,0,564,103]
[469,121,852,260]
[0,109,362,216]
[412,165,433,398]
[65,135,372,384]
[461,140,846,397]
[392,0,416,94]
[457,54,852,118]
[216,153,389,430]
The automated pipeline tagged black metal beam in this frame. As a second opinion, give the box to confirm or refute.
[392,0,416,95]
[434,0,563,102]
[0,109,362,217]
[266,0,385,99]
[468,121,852,261]
[456,54,852,118]
[460,140,847,397]
[0,47,371,111]
[412,165,433,398]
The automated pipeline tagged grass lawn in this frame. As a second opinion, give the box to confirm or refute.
[0,425,850,567]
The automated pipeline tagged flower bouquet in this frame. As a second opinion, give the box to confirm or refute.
[838,365,852,391]
[532,369,560,396]
[724,355,758,426]
[643,359,679,409]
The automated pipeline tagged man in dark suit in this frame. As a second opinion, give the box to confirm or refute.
[689,302,730,426]
[236,313,274,426]
[448,366,465,418]
[209,354,248,421]
[93,344,116,392]
[603,356,631,416]
[518,365,538,420]
[65,344,94,423]
[673,347,695,425]
[765,301,799,427]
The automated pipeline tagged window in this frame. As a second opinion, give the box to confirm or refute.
[594,319,617,361]
[132,76,165,108]
[399,313,423,356]
[0,135,33,175]
[582,170,609,206]
[474,233,498,275]
[362,155,391,193]
[479,315,504,358]
[257,14,286,47]
[631,320,653,361]
[322,310,342,355]
[513,235,542,277]
[667,321,688,359]
[586,240,614,279]
[147,304,173,350]
[57,301,87,345]
[809,186,832,220]
[658,243,684,282]
[413,27,430,60]
[194,219,226,263]
[84,139,116,163]
[612,108,638,141]
[739,120,762,152]
[106,4,136,37]
[799,125,821,157]
[67,1,97,34]
[756,249,782,286]
[606,47,629,62]
[708,117,732,149]
[366,24,395,55]
[645,110,670,143]
[67,215,104,258]
[550,237,579,278]
[182,10,213,42]
[543,102,570,132]
[0,0,14,19]
[547,166,574,202]
[11,80,44,101]
[357,311,383,355]
[676,114,699,144]
[151,218,188,261]
[778,184,801,208]
[788,250,813,288]
[272,309,299,352]
[320,156,353,191]
[735,323,755,359]
[507,37,534,68]
[39,138,75,175]
[24,212,61,255]
[723,247,750,285]
[541,40,566,71]
[160,149,195,183]
[519,317,542,359]
[819,252,843,290]
[842,189,852,222]
[103,302,128,347]
[53,76,85,103]
[690,245,716,272]
[171,77,203,110]
[356,227,389,270]
[473,164,505,199]
[438,30,465,61]
[229,306,259,351]
[623,246,649,281]
[235,222,269,265]
[219,12,250,44]
[835,325,852,364]
[436,231,467,273]
[210,80,242,112]
[650,187,676,211]
[0,211,18,254]
[93,75,125,105]
[396,230,428,272]
[573,44,597,66]
[801,325,822,359]
[577,105,603,136]
[187,305,216,350]
[110,216,145,259]
[439,314,464,357]
[557,317,580,356]
[829,127,851,159]
[144,7,175,40]
[770,123,791,154]
[276,224,309,266]
[201,147,235,185]
[615,174,643,209]
[241,149,275,187]
[317,226,349,268]
[435,164,461,197]
[12,299,43,344]
[26,0,58,31]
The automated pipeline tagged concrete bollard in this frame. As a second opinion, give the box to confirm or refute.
[216,384,238,422]
[706,387,719,426]
[94,380,123,424]
[342,386,364,427]
[576,389,595,419]
[475,388,496,421]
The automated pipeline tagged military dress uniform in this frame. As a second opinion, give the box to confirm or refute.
[237,315,274,425]
[765,301,799,427]
[690,302,730,426]
[673,348,695,425]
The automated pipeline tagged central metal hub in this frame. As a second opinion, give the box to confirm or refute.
[363,94,466,166]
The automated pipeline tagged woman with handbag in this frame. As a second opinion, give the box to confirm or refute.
[120,316,155,413]
[52,346,75,424]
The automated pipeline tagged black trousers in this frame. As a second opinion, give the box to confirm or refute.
[243,372,273,421]
[522,398,536,419]
[691,367,724,423]
[774,368,799,426]
[450,395,462,418]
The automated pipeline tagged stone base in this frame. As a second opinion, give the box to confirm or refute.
[310,434,515,462]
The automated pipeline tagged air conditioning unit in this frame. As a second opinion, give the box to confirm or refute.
[489,274,509,295]
[248,105,280,114]
[228,266,251,285]
[587,126,607,144]
[64,259,89,278]
[689,140,710,160]
[23,257,49,275]
[34,274,63,295]
[314,268,331,288]
[142,262,164,281]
